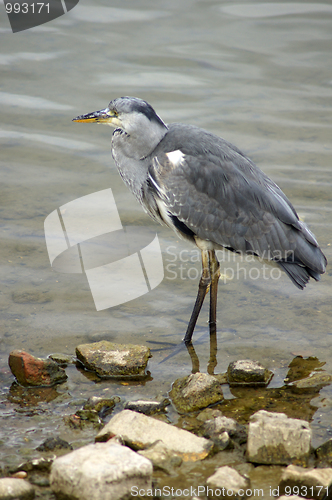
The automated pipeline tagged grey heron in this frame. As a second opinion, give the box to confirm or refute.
[73,97,327,345]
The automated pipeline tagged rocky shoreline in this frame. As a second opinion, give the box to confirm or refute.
[1,342,332,499]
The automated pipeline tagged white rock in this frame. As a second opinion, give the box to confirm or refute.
[247,410,311,465]
[50,441,152,500]
[278,496,304,500]
[206,466,250,498]
[96,409,213,461]
[0,478,35,500]
[279,465,332,499]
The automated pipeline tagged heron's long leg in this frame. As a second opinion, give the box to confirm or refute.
[207,250,220,374]
[208,250,220,331]
[183,249,210,345]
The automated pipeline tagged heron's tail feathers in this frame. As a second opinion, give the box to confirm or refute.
[278,262,313,289]
[278,249,327,289]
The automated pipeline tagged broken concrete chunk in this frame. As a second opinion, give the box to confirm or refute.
[247,410,311,465]
[206,466,250,499]
[96,409,213,461]
[50,441,152,500]
[8,350,67,387]
[279,465,332,500]
[76,341,151,379]
[169,372,224,413]
[227,360,273,386]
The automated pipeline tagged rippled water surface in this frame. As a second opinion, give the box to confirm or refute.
[1,0,332,487]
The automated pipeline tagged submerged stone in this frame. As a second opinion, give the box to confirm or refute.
[12,290,52,304]
[169,372,224,413]
[36,437,72,452]
[316,438,332,467]
[76,341,151,379]
[227,360,273,386]
[288,372,332,394]
[8,350,67,387]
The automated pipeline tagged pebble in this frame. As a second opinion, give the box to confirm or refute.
[247,410,311,465]
[76,341,151,379]
[202,415,247,445]
[169,372,224,413]
[8,350,67,387]
[50,441,152,500]
[11,472,27,479]
[206,466,250,499]
[279,464,332,500]
[227,360,273,386]
[95,409,213,461]
[0,478,35,500]
[83,395,119,412]
[48,353,76,365]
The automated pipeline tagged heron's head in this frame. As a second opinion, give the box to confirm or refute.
[73,96,167,136]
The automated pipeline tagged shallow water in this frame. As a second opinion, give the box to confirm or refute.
[1,0,332,492]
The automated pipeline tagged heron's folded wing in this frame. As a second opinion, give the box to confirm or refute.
[147,150,325,274]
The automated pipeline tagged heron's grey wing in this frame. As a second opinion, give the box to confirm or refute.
[146,150,326,287]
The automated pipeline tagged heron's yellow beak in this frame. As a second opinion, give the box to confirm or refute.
[72,108,120,127]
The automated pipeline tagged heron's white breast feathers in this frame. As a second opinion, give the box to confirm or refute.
[148,169,169,200]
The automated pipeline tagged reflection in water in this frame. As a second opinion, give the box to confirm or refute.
[186,328,218,375]
[221,356,330,426]
[8,382,62,407]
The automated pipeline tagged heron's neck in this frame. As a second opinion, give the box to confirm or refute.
[111,124,167,203]
[113,122,167,160]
